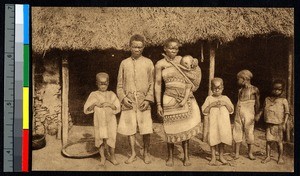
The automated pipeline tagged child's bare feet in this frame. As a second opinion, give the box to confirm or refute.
[166,158,174,167]
[248,153,256,160]
[108,156,119,165]
[219,155,228,164]
[125,155,137,164]
[183,158,191,166]
[143,154,151,164]
[261,156,271,164]
[99,157,106,166]
[209,157,217,166]
[277,157,284,165]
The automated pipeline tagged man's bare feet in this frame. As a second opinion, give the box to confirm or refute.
[219,155,228,164]
[183,158,191,166]
[261,156,271,164]
[125,155,137,164]
[143,154,151,164]
[166,158,174,167]
[233,154,240,160]
[277,157,284,165]
[209,157,217,166]
[249,153,256,160]
[108,156,119,165]
[99,157,106,166]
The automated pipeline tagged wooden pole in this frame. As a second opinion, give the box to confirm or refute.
[208,41,216,96]
[62,58,69,146]
[286,37,294,142]
[203,41,216,142]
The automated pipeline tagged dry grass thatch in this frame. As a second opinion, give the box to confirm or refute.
[32,7,294,53]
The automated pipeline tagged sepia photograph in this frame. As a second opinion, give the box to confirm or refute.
[31,7,294,172]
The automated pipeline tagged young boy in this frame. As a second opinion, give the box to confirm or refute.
[233,70,260,160]
[84,72,121,166]
[256,80,289,164]
[202,78,234,166]
[117,34,154,164]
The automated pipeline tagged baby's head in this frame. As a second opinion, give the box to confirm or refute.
[237,69,253,86]
[271,79,285,97]
[211,77,224,97]
[96,72,109,92]
[180,55,198,69]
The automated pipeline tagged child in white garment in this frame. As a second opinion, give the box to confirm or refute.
[84,72,121,166]
[202,78,234,166]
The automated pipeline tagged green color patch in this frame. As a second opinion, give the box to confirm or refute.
[23,45,29,87]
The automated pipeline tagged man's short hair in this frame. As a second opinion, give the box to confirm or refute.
[129,34,146,46]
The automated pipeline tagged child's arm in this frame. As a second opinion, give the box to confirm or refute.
[254,87,260,114]
[84,92,100,114]
[255,98,266,122]
[179,84,192,107]
[283,99,290,130]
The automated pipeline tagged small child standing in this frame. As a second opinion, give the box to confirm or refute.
[233,70,260,160]
[84,72,121,166]
[256,80,289,164]
[202,78,234,165]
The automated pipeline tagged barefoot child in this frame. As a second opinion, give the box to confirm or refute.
[202,78,234,165]
[84,72,121,166]
[117,34,154,164]
[233,70,260,160]
[256,80,289,164]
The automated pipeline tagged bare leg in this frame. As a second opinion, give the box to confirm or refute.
[248,144,256,160]
[234,142,241,160]
[219,143,228,164]
[108,146,119,165]
[143,134,151,164]
[277,142,284,164]
[182,140,191,166]
[125,135,137,164]
[166,143,174,167]
[99,144,106,166]
[209,145,217,166]
[262,141,271,163]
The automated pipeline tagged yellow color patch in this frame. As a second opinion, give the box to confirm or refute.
[23,87,29,129]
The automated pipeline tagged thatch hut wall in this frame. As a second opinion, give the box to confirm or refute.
[31,7,294,138]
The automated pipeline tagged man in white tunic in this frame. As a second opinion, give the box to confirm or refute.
[117,34,154,164]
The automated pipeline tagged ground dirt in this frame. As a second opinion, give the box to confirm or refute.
[32,123,294,172]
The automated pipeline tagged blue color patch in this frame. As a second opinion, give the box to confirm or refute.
[23,4,29,44]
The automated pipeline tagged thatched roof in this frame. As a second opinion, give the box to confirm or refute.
[32,7,294,53]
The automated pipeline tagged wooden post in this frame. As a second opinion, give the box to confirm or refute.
[208,41,216,96]
[203,41,216,142]
[286,37,294,142]
[62,58,69,146]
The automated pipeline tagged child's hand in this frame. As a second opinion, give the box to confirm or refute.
[102,102,117,110]
[282,122,286,131]
[210,101,220,108]
[95,102,104,108]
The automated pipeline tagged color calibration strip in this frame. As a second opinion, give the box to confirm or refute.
[15,4,29,172]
